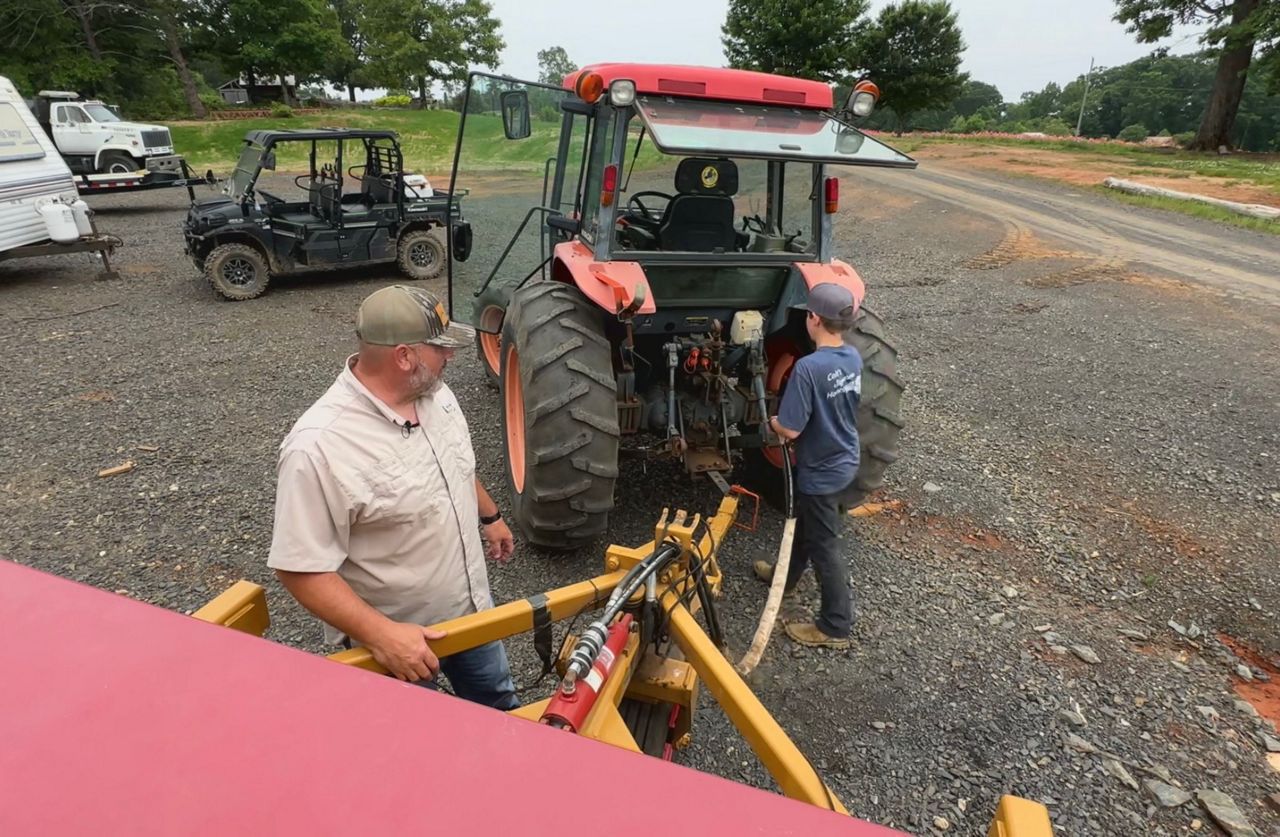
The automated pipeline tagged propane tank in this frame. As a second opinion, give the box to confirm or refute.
[69,199,93,237]
[38,200,80,243]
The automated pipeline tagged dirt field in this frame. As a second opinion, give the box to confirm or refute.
[1,172,1277,835]
[909,140,1280,210]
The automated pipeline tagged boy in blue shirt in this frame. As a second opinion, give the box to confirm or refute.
[757,282,863,648]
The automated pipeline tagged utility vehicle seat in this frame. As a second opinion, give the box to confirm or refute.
[658,157,738,252]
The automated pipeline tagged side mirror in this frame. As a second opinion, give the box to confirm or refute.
[500,90,531,140]
[262,151,277,171]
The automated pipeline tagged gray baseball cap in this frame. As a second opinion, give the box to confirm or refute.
[798,282,856,323]
[356,285,475,348]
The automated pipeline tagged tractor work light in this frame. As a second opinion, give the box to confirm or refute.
[575,71,606,104]
[847,80,880,118]
[609,79,636,107]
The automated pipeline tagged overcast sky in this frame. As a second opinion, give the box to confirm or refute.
[483,0,1206,101]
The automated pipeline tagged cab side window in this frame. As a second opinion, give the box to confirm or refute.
[57,106,88,124]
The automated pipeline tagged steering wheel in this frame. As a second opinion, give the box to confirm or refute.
[255,189,285,205]
[626,191,673,226]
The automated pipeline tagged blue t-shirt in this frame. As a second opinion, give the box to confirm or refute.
[777,344,863,496]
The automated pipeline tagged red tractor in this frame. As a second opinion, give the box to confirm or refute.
[449,65,914,549]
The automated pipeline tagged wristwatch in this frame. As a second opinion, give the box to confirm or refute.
[479,511,503,525]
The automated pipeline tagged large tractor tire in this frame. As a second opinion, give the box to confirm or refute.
[473,284,510,388]
[499,282,619,550]
[842,305,905,505]
[745,305,904,507]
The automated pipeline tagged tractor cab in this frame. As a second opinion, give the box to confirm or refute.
[185,128,468,300]
[448,65,914,550]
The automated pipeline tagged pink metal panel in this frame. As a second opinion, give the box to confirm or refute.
[0,560,904,836]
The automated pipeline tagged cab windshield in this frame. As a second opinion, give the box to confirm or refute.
[225,143,265,199]
[83,104,121,123]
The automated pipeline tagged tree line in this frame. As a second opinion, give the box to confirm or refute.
[0,0,503,117]
[724,0,1279,151]
[2,0,1275,153]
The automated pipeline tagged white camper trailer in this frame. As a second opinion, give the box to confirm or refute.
[0,75,115,276]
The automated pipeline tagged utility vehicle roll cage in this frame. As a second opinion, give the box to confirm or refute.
[227,129,435,222]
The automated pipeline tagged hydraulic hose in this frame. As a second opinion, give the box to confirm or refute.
[737,438,795,676]
[564,543,680,687]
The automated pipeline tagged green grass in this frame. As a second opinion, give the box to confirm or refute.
[170,108,565,175]
[1098,187,1280,235]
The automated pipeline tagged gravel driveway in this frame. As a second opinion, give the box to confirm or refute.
[1,175,1277,836]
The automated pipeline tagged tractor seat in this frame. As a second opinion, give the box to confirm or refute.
[658,157,739,252]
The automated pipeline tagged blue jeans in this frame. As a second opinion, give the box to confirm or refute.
[417,639,519,710]
[784,489,854,638]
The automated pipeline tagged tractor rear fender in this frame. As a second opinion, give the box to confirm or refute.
[551,240,657,316]
[795,259,866,308]
[765,259,866,337]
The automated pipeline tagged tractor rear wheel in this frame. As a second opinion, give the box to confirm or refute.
[844,305,905,505]
[499,282,619,550]
[745,305,904,507]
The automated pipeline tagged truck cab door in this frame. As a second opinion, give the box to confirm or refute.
[53,104,95,155]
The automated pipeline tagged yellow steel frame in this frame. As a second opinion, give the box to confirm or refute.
[192,495,1053,833]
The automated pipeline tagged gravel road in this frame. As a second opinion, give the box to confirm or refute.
[1,173,1277,836]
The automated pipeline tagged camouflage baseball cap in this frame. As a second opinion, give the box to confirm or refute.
[356,285,475,348]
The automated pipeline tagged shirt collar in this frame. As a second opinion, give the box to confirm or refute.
[339,354,421,428]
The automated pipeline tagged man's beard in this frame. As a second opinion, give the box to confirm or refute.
[408,360,443,398]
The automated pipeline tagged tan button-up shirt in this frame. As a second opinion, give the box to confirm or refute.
[267,357,491,645]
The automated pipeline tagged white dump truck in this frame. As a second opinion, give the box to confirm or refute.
[32,89,184,176]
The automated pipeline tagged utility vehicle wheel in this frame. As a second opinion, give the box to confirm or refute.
[397,229,446,280]
[98,151,138,175]
[472,285,510,388]
[205,243,270,301]
[499,282,618,550]
[745,305,904,508]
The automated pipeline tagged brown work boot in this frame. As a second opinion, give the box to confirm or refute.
[784,621,851,649]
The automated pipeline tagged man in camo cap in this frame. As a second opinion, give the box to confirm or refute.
[268,284,519,709]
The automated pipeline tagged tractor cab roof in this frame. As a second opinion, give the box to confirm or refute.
[563,64,834,110]
[242,128,400,147]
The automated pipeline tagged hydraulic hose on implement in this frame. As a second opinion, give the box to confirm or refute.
[737,437,795,676]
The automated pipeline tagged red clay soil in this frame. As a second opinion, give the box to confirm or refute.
[1219,632,1280,728]
[914,143,1280,209]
